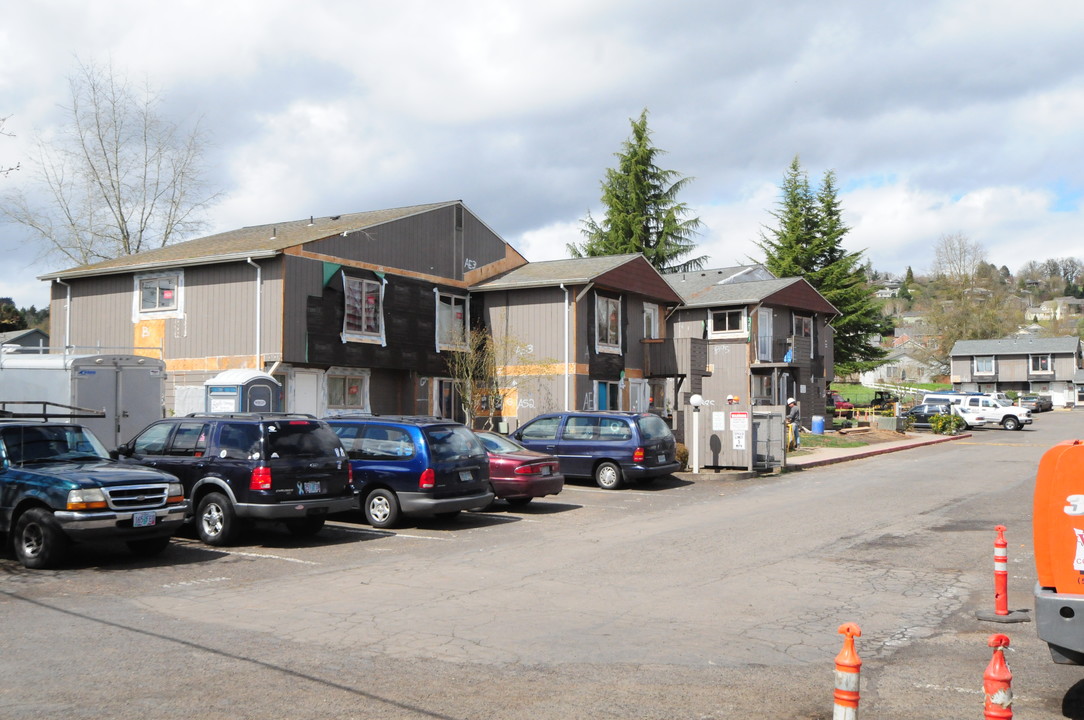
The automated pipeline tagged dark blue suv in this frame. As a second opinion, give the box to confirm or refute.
[511,411,680,489]
[326,416,493,528]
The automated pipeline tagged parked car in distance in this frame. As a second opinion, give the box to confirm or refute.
[116,413,356,545]
[827,390,854,411]
[903,403,951,429]
[474,431,564,507]
[327,416,493,528]
[0,421,188,568]
[904,403,987,430]
[1019,395,1054,413]
[510,411,680,490]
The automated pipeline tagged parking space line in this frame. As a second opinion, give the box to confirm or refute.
[325,524,453,541]
[173,541,320,564]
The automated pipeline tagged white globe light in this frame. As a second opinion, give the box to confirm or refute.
[689,394,704,407]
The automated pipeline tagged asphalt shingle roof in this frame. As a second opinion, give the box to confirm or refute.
[40,201,458,279]
[471,254,644,290]
[950,335,1081,356]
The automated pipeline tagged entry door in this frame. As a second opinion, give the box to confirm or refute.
[435,379,464,424]
[629,379,648,412]
[293,371,321,416]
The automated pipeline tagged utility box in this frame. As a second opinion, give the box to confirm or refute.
[204,370,282,413]
[0,353,165,447]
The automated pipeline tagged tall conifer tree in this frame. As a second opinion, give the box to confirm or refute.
[570,109,706,272]
[757,157,890,375]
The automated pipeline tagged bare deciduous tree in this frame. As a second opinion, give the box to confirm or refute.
[0,59,220,266]
[0,115,19,177]
[932,232,985,286]
[443,328,532,430]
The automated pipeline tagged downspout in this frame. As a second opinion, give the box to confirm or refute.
[55,278,72,352]
[247,258,262,369]
[560,283,570,411]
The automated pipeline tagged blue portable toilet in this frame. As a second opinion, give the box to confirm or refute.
[204,370,282,413]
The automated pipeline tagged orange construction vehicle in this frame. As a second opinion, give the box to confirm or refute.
[1033,440,1084,663]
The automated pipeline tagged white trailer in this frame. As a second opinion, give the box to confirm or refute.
[0,354,165,447]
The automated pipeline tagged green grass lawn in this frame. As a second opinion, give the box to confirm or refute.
[797,433,871,449]
[829,382,951,406]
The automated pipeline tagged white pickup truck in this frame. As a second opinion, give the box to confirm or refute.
[959,395,1032,430]
[922,392,1032,430]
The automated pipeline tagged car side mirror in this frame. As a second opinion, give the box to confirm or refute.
[114,443,132,458]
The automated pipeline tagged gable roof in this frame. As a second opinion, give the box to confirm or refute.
[40,201,462,280]
[0,328,48,345]
[950,335,1081,357]
[664,268,838,315]
[471,254,682,303]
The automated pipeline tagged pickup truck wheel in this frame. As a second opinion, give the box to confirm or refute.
[13,508,69,569]
[364,489,400,529]
[595,461,623,490]
[285,517,326,537]
[197,492,239,546]
[127,536,172,557]
[1001,417,1020,431]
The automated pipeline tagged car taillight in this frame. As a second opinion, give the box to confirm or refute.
[347,463,354,485]
[419,468,435,489]
[515,464,542,475]
[633,447,645,462]
[250,466,272,490]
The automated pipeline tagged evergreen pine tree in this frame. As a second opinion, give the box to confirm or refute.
[756,158,891,375]
[570,109,706,272]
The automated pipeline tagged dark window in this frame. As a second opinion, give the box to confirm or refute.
[637,414,673,441]
[168,422,208,457]
[217,424,262,459]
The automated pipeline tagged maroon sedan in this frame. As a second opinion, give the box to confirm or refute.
[474,431,564,507]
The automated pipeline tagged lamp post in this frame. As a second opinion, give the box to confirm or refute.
[689,393,704,474]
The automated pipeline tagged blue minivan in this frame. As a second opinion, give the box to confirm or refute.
[511,411,680,489]
[327,416,493,528]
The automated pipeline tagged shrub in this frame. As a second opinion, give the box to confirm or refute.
[675,442,689,470]
[930,414,965,435]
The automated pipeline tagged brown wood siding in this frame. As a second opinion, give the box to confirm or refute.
[49,275,131,351]
[368,368,410,414]
[165,263,262,359]
[302,205,509,283]
[482,288,565,365]
[282,255,324,364]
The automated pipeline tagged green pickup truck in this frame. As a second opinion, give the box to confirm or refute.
[0,421,188,568]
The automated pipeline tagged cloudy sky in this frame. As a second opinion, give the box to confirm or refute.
[2,1,1083,309]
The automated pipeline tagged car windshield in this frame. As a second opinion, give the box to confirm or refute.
[0,424,110,465]
[426,425,486,462]
[995,398,1013,407]
[476,432,525,454]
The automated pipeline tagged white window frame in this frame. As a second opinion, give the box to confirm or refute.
[1030,354,1053,374]
[595,293,622,354]
[709,308,746,339]
[132,270,184,321]
[643,304,660,340]
[435,290,469,352]
[342,276,386,346]
[792,314,813,338]
[325,367,372,412]
[973,356,996,375]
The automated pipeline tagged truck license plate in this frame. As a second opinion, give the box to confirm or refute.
[459,470,473,481]
[657,455,666,463]
[300,481,323,495]
[132,511,156,528]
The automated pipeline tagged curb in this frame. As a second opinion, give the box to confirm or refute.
[784,432,972,470]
